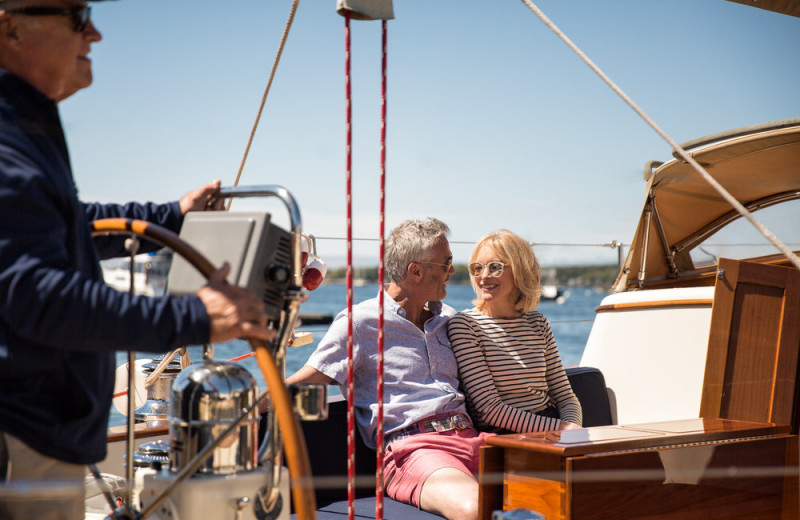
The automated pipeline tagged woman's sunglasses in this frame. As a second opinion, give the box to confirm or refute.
[468,261,505,278]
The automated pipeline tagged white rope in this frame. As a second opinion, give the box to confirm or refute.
[143,348,182,389]
[229,0,302,209]
[519,0,800,271]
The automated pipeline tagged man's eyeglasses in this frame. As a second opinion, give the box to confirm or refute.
[420,260,453,271]
[5,6,91,33]
[469,261,505,278]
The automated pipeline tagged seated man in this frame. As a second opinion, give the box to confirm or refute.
[283,218,491,520]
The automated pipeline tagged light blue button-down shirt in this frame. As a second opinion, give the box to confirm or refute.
[307,291,467,449]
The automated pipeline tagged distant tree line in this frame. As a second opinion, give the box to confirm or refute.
[325,264,619,289]
[548,265,620,289]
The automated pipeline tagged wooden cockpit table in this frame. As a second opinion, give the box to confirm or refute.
[478,259,800,519]
[479,418,797,520]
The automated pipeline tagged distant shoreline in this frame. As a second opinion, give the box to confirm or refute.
[323,263,619,290]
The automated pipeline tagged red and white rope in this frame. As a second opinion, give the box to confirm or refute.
[375,19,388,520]
[343,12,357,520]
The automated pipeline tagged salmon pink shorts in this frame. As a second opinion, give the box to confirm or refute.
[383,428,495,508]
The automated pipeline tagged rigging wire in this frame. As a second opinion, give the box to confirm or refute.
[228,0,301,209]
[519,0,800,272]
[297,319,595,336]
[312,236,624,248]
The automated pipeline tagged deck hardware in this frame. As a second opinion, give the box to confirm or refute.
[290,383,329,421]
[492,508,545,519]
[234,496,250,520]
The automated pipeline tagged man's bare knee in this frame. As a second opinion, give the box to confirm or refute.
[449,494,478,520]
[419,468,479,520]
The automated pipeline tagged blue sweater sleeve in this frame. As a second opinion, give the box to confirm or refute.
[83,200,185,259]
[0,150,208,353]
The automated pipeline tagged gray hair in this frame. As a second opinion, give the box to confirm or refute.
[385,218,450,282]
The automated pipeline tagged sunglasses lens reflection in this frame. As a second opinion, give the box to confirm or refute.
[487,262,503,276]
[469,261,504,277]
[74,7,90,31]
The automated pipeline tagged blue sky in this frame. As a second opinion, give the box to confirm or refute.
[61,0,800,268]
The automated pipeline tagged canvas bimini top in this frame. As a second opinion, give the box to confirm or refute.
[726,0,800,18]
[615,118,800,291]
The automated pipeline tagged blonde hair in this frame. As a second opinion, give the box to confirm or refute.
[470,229,541,313]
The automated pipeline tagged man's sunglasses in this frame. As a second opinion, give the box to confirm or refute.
[6,6,91,33]
[421,260,453,271]
[468,261,505,278]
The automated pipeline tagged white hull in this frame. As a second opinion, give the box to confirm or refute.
[580,286,713,425]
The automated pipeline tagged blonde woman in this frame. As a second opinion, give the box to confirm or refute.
[448,230,581,433]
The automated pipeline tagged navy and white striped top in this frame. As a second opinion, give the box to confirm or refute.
[448,309,582,432]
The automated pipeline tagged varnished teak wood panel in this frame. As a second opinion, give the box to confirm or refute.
[700,259,800,430]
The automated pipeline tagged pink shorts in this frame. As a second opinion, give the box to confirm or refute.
[383,428,495,508]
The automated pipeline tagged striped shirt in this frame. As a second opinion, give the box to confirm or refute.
[448,309,582,432]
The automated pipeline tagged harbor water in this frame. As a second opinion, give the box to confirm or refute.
[109,283,608,428]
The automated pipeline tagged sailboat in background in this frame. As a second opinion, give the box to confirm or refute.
[101,251,172,297]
